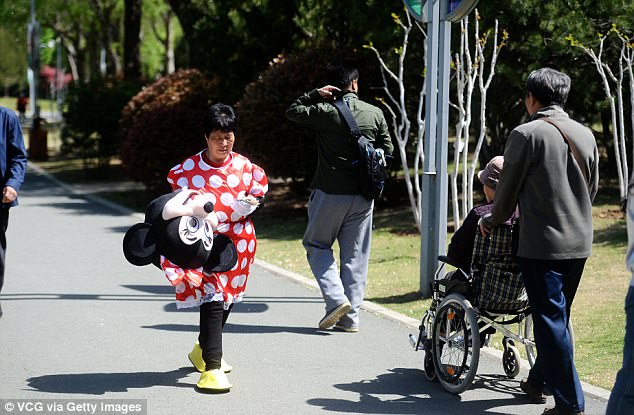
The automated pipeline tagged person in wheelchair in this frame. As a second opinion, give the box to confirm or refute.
[444,156,522,345]
[446,156,519,278]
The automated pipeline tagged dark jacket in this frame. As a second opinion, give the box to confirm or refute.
[285,90,393,194]
[0,107,27,207]
[483,106,599,260]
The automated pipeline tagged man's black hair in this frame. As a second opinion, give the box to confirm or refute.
[526,67,571,108]
[204,102,237,135]
[326,59,360,91]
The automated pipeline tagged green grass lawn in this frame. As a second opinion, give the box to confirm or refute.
[34,157,628,391]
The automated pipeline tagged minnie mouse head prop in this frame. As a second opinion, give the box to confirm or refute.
[123,188,237,272]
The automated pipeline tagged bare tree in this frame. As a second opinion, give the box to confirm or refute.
[365,11,428,231]
[366,9,504,232]
[467,16,506,211]
[449,17,476,228]
[568,28,630,199]
[450,12,506,228]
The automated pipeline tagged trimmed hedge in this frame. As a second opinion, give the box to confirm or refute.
[119,69,217,193]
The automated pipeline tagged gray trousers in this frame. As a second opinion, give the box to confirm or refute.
[303,189,373,328]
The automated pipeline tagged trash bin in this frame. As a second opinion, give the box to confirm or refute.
[29,117,48,161]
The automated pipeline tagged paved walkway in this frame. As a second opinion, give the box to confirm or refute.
[0,166,610,415]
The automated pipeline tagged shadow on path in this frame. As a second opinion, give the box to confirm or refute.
[307,368,534,414]
[142,322,330,337]
[27,368,193,395]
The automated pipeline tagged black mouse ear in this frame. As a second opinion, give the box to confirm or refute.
[123,223,158,266]
[204,234,238,273]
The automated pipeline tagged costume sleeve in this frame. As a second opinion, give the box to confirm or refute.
[5,113,26,192]
[447,208,480,272]
[485,129,531,227]
[166,162,184,191]
[248,163,268,198]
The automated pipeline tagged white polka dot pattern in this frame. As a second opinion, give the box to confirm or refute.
[183,159,195,171]
[220,192,234,206]
[227,174,240,188]
[192,175,205,188]
[177,177,188,188]
[209,175,223,188]
[165,151,268,308]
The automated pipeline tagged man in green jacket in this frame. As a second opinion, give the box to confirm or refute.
[481,68,599,415]
[286,59,393,332]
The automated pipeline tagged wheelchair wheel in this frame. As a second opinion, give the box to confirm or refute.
[431,293,480,394]
[420,311,437,382]
[424,350,437,381]
[502,338,521,378]
[524,314,575,368]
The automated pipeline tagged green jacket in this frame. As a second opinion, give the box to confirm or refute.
[286,90,393,195]
[483,106,599,260]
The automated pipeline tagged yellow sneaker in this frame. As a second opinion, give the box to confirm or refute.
[220,358,232,373]
[196,369,232,392]
[188,342,232,373]
[188,342,206,372]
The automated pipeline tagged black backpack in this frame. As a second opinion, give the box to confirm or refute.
[333,98,387,201]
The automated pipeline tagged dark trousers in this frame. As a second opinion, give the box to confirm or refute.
[518,257,586,413]
[0,208,9,294]
[198,301,232,371]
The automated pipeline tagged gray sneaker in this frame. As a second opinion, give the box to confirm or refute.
[333,323,359,333]
[318,302,351,330]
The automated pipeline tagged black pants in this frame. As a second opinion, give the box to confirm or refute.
[0,208,10,294]
[198,301,232,371]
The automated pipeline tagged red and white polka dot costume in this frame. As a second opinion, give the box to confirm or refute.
[165,150,268,309]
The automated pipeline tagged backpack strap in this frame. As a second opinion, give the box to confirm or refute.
[539,117,589,187]
[332,97,362,139]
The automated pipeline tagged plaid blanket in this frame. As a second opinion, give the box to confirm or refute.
[470,224,529,312]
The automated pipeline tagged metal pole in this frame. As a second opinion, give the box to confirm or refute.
[419,0,451,297]
[28,0,39,119]
[56,37,63,121]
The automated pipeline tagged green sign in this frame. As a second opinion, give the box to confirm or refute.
[402,0,425,22]
[402,0,479,23]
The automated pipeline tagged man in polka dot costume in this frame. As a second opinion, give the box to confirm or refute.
[167,103,268,392]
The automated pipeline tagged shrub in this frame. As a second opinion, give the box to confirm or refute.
[62,78,142,165]
[119,69,217,193]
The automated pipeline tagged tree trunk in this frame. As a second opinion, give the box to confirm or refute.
[124,0,142,80]
[164,10,175,74]
[90,0,122,77]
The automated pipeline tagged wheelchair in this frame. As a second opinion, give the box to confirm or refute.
[408,225,575,394]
